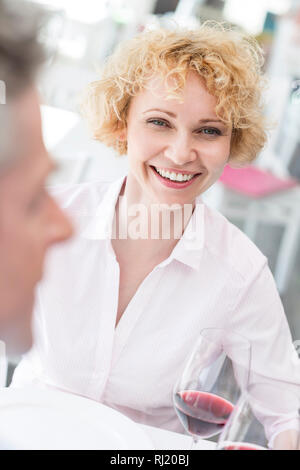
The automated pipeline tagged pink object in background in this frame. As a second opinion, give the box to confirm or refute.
[220,165,298,198]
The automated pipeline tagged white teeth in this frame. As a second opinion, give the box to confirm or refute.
[154,167,194,182]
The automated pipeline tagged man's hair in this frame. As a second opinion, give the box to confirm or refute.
[0,0,46,169]
[82,23,268,166]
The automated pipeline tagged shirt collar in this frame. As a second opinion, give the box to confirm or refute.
[82,174,204,270]
[81,175,125,240]
[164,199,204,271]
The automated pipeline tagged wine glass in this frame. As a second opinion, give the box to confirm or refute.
[173,328,251,448]
[217,382,300,450]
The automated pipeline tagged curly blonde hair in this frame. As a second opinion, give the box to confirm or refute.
[82,23,268,165]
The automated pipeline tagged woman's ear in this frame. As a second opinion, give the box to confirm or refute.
[117,126,127,142]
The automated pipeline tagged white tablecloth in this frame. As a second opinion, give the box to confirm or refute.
[141,424,216,450]
[0,386,216,449]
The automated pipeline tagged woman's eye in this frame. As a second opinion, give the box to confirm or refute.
[147,119,168,127]
[198,127,222,136]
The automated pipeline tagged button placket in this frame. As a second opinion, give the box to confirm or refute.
[109,265,165,370]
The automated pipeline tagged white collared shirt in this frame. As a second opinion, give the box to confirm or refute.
[11,176,300,444]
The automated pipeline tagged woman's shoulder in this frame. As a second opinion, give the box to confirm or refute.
[202,203,267,280]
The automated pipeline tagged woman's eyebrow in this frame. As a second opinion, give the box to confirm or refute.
[142,108,176,117]
[198,119,224,124]
[142,109,223,124]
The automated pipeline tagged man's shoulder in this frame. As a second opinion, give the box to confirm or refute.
[203,203,267,281]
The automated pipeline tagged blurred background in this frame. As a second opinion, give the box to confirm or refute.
[6,1,300,397]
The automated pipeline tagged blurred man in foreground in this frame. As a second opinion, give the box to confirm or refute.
[0,0,73,354]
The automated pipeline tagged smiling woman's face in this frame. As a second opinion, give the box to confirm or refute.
[121,71,232,206]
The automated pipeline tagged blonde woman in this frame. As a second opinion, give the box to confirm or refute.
[12,24,299,446]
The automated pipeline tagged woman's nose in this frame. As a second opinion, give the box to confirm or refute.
[164,132,197,166]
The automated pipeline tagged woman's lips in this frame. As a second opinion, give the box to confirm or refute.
[150,165,201,189]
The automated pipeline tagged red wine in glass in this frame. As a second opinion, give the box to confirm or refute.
[174,390,234,439]
[219,442,267,450]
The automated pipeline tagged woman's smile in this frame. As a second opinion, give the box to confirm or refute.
[149,164,202,189]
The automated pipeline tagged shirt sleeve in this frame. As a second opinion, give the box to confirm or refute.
[227,261,300,447]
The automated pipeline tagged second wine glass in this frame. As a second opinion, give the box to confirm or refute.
[217,382,300,450]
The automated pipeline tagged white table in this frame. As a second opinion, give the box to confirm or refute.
[0,387,215,450]
[141,424,216,450]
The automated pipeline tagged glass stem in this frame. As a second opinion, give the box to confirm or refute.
[190,436,198,450]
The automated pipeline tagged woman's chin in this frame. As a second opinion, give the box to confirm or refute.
[150,190,194,208]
